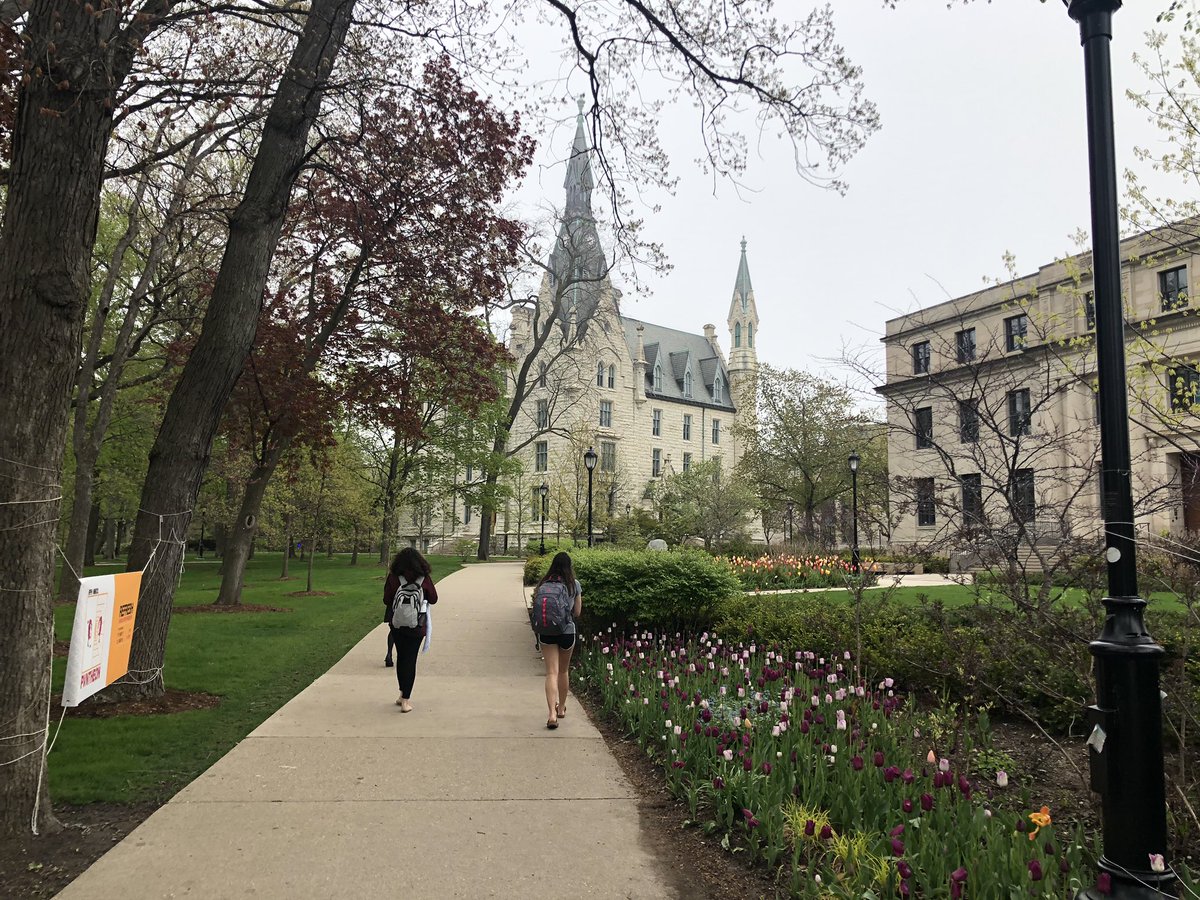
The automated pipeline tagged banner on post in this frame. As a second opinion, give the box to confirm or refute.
[62,572,142,708]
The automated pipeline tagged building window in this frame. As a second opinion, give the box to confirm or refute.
[915,407,933,449]
[916,478,936,527]
[600,440,616,472]
[734,322,742,347]
[1169,364,1200,412]
[465,466,473,483]
[684,370,693,398]
[652,408,661,436]
[958,399,979,444]
[713,373,723,404]
[652,448,662,477]
[961,474,983,526]
[712,419,721,444]
[536,399,549,429]
[599,400,612,428]
[1160,265,1188,311]
[747,323,754,348]
[955,328,976,364]
[653,363,663,392]
[1008,389,1031,436]
[1004,313,1028,352]
[1084,291,1096,332]
[1010,468,1035,523]
[464,505,472,525]
[597,361,605,386]
[535,441,548,472]
[538,362,547,388]
[682,452,692,472]
[682,414,692,441]
[912,341,931,374]
[531,488,541,521]
[607,364,615,388]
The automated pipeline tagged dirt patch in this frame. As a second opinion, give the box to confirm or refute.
[0,803,156,899]
[577,688,784,900]
[52,641,69,658]
[284,591,335,597]
[173,603,291,614]
[54,689,220,719]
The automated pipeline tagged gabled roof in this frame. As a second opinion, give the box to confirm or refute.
[622,317,736,411]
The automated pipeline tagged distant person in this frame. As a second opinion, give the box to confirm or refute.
[531,551,582,729]
[383,547,438,713]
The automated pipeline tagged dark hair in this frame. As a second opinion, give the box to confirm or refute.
[390,546,431,582]
[540,551,575,588]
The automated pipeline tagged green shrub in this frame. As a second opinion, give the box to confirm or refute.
[526,548,741,630]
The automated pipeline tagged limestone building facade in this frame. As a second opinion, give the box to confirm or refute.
[879,222,1200,560]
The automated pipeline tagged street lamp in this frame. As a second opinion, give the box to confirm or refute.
[848,450,860,574]
[786,501,794,545]
[583,446,598,547]
[538,481,548,556]
[1064,2,1173,896]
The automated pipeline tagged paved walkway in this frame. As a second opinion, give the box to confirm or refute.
[58,563,679,899]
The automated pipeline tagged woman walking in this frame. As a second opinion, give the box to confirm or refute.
[532,551,582,729]
[383,547,438,713]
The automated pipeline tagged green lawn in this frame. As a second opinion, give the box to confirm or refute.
[760,583,1191,613]
[50,552,461,804]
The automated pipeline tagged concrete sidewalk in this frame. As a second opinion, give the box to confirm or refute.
[58,563,679,899]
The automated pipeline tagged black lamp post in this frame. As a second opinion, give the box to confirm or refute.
[538,480,548,556]
[848,450,860,574]
[786,501,794,545]
[583,446,597,547]
[1064,2,1173,896]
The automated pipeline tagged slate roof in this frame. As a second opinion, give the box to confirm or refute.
[621,317,736,411]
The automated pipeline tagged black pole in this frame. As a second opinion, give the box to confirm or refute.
[540,495,547,556]
[586,466,594,548]
[851,469,860,574]
[1066,2,1173,896]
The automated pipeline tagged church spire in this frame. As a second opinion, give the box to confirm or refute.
[564,96,594,221]
[733,235,753,306]
[727,236,759,369]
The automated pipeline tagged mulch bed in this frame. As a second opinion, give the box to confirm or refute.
[53,689,221,719]
[0,803,157,900]
[173,603,291,614]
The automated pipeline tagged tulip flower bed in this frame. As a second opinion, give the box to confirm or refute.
[574,628,1191,898]
[728,554,874,591]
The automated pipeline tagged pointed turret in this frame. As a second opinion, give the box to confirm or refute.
[733,237,753,310]
[726,238,760,469]
[564,96,594,222]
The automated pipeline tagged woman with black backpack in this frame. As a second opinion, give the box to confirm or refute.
[532,551,583,730]
[383,547,438,713]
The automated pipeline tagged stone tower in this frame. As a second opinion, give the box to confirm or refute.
[726,237,760,465]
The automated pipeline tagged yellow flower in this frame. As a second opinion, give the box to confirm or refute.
[1028,805,1051,840]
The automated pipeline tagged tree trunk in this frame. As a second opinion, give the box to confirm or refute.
[115,520,127,557]
[213,522,227,559]
[84,501,101,567]
[118,0,359,702]
[351,526,359,566]
[0,0,173,838]
[306,533,315,593]
[102,518,117,561]
[281,526,292,579]
[326,535,334,558]
[214,451,281,606]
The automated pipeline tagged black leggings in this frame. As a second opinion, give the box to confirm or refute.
[390,628,423,698]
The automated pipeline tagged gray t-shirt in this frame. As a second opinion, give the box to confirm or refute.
[562,579,582,634]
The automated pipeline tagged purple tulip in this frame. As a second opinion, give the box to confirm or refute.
[902,768,914,784]
[884,766,899,783]
[891,837,905,856]
[1096,873,1112,894]
[819,824,833,840]
[741,808,759,829]
[898,861,913,879]
[1028,860,1043,881]
[873,751,885,768]
[950,867,967,900]
[1059,857,1070,875]
[902,798,913,814]
[851,755,864,771]
[920,793,934,812]
[804,819,815,837]
[712,777,724,790]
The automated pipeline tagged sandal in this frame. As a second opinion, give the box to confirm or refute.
[556,704,567,719]
[546,718,558,730]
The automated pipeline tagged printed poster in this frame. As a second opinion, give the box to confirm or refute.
[62,572,142,708]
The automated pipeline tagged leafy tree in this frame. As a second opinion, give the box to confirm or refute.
[653,458,754,550]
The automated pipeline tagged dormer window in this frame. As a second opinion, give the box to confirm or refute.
[653,363,663,392]
[734,322,742,348]
[684,369,693,398]
[714,373,723,404]
[596,361,605,386]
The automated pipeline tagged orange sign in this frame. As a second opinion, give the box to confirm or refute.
[62,572,142,707]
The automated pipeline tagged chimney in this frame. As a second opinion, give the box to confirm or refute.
[703,323,719,352]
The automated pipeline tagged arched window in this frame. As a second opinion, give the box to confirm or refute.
[747,323,754,348]
[653,363,663,392]
[597,361,605,386]
[714,373,723,404]
[607,364,615,388]
[684,370,693,398]
[734,322,742,348]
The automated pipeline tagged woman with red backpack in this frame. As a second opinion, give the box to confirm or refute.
[532,551,583,729]
[383,547,438,713]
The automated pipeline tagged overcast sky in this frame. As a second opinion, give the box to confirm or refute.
[506,2,1174,392]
